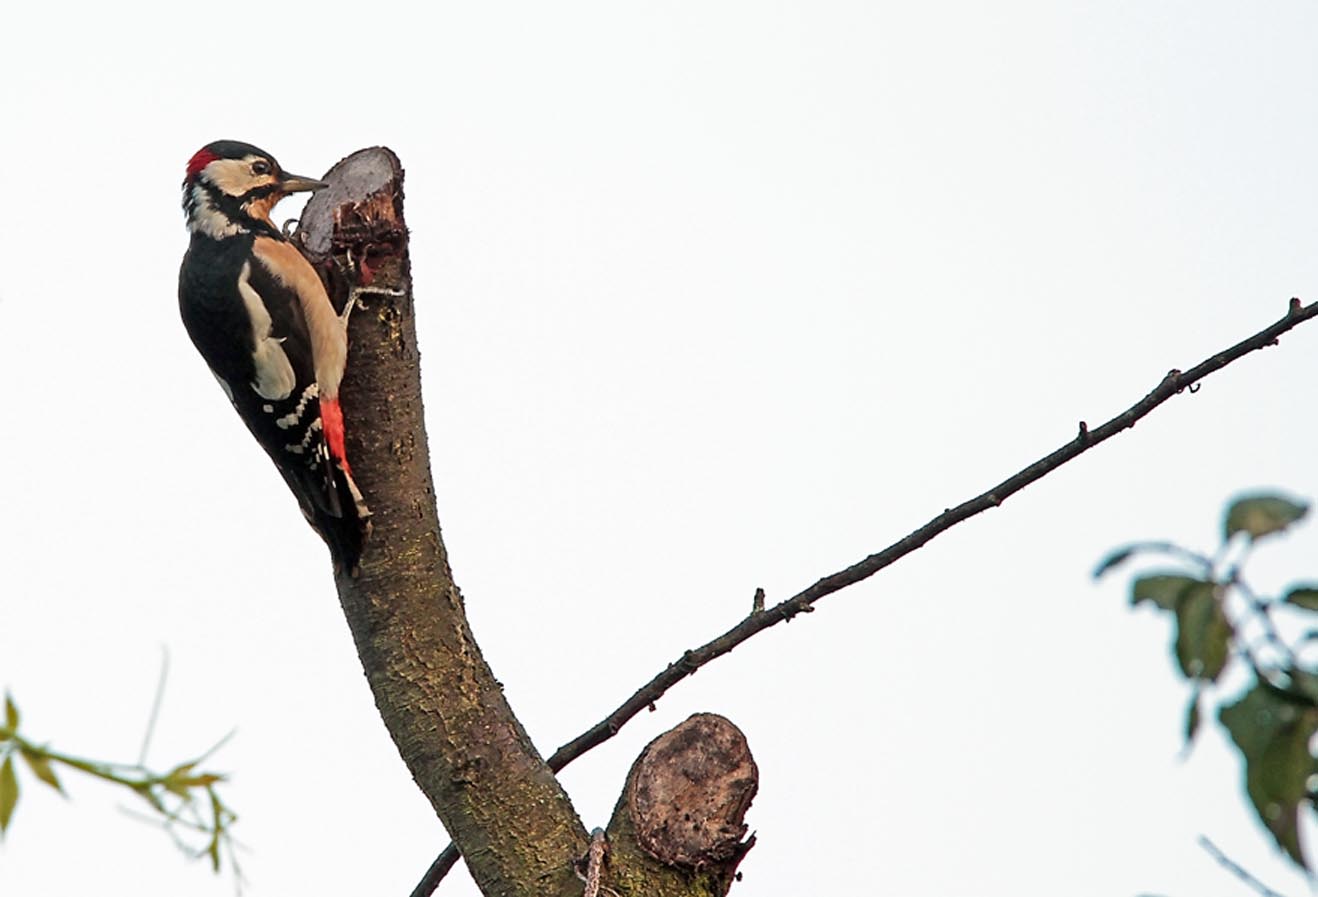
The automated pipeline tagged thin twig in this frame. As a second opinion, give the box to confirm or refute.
[411,298,1318,896]
[574,828,609,897]
[410,848,460,897]
[138,647,170,766]
[546,299,1318,772]
[1231,573,1299,670]
[1198,835,1290,897]
[1115,540,1216,573]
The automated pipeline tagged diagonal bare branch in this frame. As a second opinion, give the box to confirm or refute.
[550,298,1318,770]
[412,297,1318,895]
[1198,835,1292,897]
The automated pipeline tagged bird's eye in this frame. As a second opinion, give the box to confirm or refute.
[251,160,272,176]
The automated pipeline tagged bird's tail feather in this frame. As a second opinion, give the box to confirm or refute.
[285,461,372,574]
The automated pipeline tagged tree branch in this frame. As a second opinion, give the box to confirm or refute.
[1198,835,1291,897]
[412,297,1318,894]
[297,149,587,897]
[549,298,1318,766]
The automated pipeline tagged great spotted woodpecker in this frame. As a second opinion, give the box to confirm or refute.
[179,140,370,570]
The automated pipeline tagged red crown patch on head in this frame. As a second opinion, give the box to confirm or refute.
[186,148,219,181]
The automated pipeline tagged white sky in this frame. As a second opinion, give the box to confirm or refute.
[3,2,1318,895]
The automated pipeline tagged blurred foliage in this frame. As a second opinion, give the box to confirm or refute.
[1097,492,1317,872]
[0,690,240,883]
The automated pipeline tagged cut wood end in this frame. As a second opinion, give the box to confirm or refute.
[298,147,403,257]
[629,713,758,869]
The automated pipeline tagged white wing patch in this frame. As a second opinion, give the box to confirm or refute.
[237,261,296,401]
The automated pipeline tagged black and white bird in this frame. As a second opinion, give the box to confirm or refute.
[178,140,370,571]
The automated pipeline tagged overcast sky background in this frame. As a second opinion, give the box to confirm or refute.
[3,3,1318,895]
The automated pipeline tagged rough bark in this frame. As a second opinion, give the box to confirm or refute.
[295,148,587,897]
[294,148,758,897]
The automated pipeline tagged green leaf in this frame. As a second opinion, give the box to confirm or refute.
[19,749,63,795]
[163,780,193,799]
[0,755,17,837]
[1224,494,1309,542]
[161,762,198,799]
[180,772,222,788]
[1289,669,1318,706]
[1094,546,1137,579]
[1131,574,1202,611]
[1173,581,1232,682]
[1219,684,1318,869]
[3,693,17,732]
[1184,688,1202,752]
[1284,585,1318,611]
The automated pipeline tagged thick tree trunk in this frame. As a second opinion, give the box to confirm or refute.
[294,148,755,897]
[296,149,586,897]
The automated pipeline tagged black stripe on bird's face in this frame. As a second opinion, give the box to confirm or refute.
[183,148,325,239]
[186,177,285,239]
[240,183,287,230]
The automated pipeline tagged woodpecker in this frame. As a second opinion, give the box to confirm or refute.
[179,140,370,571]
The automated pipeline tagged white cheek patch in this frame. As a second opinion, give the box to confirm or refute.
[206,157,276,197]
[237,261,296,401]
[185,157,278,236]
[188,184,244,239]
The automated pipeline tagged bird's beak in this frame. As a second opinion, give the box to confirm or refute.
[279,173,329,193]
